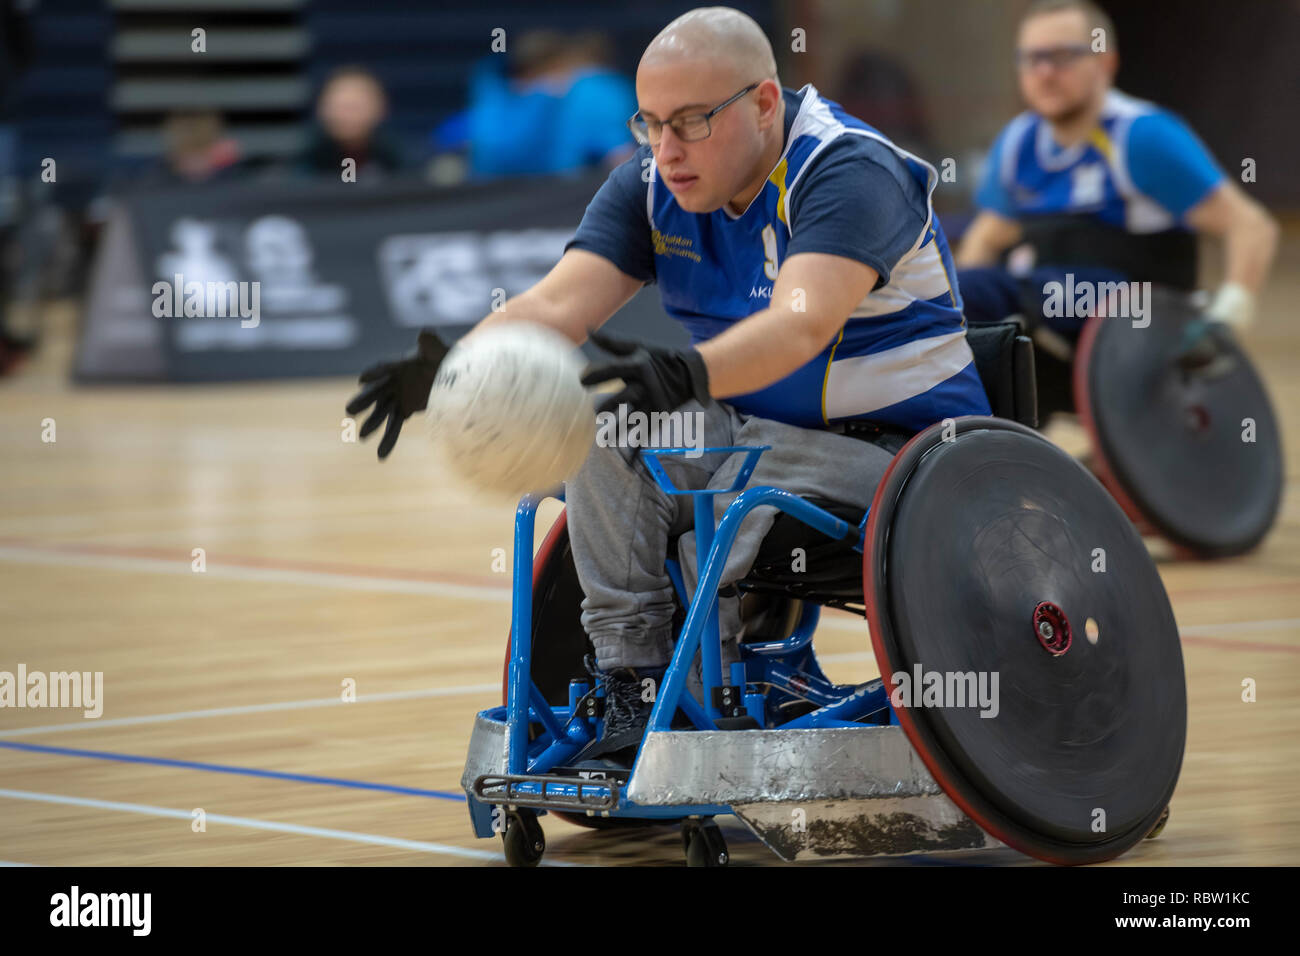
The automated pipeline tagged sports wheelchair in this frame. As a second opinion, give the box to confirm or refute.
[999,285,1282,558]
[461,322,1186,866]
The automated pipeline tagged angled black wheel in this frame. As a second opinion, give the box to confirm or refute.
[864,416,1186,865]
[1074,286,1282,557]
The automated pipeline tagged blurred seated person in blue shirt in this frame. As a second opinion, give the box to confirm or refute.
[432,30,636,180]
[298,66,408,179]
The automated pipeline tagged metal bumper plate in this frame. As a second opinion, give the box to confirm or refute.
[626,726,941,805]
[461,712,507,794]
[464,719,997,859]
[628,726,994,860]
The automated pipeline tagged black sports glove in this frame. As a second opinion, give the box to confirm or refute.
[345,329,450,459]
[580,329,710,417]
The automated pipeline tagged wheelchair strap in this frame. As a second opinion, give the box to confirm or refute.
[825,420,916,456]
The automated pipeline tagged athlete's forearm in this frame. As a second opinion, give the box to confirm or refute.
[1186,184,1279,301]
[461,249,646,348]
[955,212,1022,269]
[695,252,879,397]
[464,288,583,347]
[1221,201,1279,296]
[955,235,998,269]
[696,304,836,398]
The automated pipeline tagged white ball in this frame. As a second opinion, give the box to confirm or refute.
[425,322,594,497]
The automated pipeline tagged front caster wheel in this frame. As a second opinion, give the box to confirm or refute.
[502,809,545,867]
[682,818,728,867]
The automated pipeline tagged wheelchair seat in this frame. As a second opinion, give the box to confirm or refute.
[965,321,1038,428]
[739,322,1037,614]
[742,496,867,612]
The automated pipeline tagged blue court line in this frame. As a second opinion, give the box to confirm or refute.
[0,741,467,803]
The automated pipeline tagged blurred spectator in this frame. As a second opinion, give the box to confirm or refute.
[432,30,636,181]
[297,65,408,179]
[148,111,245,186]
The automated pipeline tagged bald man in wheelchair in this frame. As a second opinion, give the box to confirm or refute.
[347,6,991,771]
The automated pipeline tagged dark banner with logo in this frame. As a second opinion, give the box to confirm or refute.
[75,173,686,382]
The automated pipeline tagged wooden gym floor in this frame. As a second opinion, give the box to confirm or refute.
[1,232,1297,867]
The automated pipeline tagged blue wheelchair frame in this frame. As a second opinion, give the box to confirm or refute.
[467,444,897,833]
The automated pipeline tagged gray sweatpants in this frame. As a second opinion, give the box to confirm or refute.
[566,398,897,670]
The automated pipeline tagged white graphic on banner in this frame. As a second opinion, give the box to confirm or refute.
[245,215,347,313]
[378,228,571,326]
[158,219,240,286]
[154,214,353,350]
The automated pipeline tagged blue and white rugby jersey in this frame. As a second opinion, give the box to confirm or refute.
[569,83,990,432]
[976,89,1226,233]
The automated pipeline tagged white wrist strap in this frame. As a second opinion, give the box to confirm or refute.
[1207,282,1256,330]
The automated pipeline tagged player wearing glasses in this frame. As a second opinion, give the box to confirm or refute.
[956,0,1278,400]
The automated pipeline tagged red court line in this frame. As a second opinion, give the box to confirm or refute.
[4,536,1297,653]
[5,534,1297,602]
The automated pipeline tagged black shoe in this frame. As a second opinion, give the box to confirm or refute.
[569,655,663,771]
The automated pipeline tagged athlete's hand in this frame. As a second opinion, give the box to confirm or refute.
[580,330,710,416]
[345,329,450,459]
[1176,317,1238,380]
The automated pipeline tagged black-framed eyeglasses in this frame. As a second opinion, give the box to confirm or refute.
[627,82,761,146]
[1016,44,1093,70]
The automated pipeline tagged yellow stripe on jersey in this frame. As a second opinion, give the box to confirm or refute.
[769,157,790,228]
[820,326,846,424]
[932,227,962,319]
[1088,126,1114,162]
